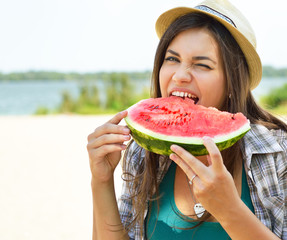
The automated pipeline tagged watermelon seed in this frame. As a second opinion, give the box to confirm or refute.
[231,114,235,120]
[155,105,159,109]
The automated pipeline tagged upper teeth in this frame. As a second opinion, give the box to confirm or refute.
[171,91,197,99]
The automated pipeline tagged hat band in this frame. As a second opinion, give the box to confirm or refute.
[195,5,236,28]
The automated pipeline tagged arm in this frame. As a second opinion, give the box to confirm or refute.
[216,198,281,240]
[91,177,129,240]
[170,137,281,240]
[87,111,130,240]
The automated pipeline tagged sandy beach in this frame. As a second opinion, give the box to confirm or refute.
[1,114,286,240]
[0,115,124,240]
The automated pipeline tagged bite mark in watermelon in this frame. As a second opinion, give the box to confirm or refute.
[125,96,250,156]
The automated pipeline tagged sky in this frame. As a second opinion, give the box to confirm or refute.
[1,0,287,73]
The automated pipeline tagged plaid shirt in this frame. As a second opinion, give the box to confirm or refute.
[118,124,287,239]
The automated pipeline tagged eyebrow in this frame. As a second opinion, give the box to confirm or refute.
[192,56,216,64]
[166,49,216,64]
[167,49,180,57]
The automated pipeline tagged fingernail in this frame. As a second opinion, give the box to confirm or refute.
[123,127,130,133]
[170,153,178,161]
[170,145,177,151]
[124,135,130,140]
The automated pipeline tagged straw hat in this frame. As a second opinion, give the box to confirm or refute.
[155,0,262,90]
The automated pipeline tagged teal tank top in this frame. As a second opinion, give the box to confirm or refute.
[146,162,254,239]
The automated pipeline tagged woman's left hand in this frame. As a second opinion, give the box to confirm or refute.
[170,136,242,221]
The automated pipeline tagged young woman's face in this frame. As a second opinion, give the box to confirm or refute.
[159,28,226,109]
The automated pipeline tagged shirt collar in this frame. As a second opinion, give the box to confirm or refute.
[242,124,284,168]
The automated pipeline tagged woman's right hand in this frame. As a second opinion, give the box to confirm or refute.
[87,111,131,183]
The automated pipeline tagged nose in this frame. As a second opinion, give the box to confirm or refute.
[172,65,192,84]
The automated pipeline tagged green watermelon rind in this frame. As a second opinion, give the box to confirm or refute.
[125,115,251,156]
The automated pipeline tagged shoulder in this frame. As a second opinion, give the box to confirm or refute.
[269,127,287,151]
[244,123,287,154]
[243,124,287,175]
[244,124,287,237]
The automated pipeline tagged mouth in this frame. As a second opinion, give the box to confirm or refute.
[170,91,199,104]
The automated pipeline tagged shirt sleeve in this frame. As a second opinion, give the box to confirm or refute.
[274,129,287,239]
[118,177,135,239]
[242,125,287,238]
[118,141,145,240]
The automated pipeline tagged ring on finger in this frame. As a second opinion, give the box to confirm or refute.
[189,174,197,185]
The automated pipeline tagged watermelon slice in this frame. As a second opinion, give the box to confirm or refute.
[124,96,250,156]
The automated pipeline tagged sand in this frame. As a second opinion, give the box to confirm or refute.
[1,114,286,240]
[0,115,124,240]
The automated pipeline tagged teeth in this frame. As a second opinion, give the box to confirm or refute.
[171,91,197,99]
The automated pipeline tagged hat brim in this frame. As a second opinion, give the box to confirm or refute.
[155,7,262,90]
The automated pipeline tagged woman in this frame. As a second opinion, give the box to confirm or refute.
[87,0,287,239]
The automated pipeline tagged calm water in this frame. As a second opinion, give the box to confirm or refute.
[0,78,286,115]
[0,80,80,115]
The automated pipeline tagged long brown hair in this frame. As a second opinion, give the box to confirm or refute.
[122,12,287,237]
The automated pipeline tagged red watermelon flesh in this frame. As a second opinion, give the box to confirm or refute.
[125,96,250,156]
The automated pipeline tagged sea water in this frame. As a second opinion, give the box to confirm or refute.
[0,78,286,115]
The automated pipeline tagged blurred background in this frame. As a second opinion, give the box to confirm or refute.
[0,0,287,239]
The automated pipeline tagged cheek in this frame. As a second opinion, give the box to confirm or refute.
[199,75,226,108]
[208,79,226,108]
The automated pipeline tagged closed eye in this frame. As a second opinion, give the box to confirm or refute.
[194,63,213,70]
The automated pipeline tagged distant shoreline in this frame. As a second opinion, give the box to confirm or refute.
[0,67,287,81]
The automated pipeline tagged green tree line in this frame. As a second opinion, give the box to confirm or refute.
[1,66,287,81]
[260,83,287,115]
[262,66,287,78]
[0,71,152,81]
